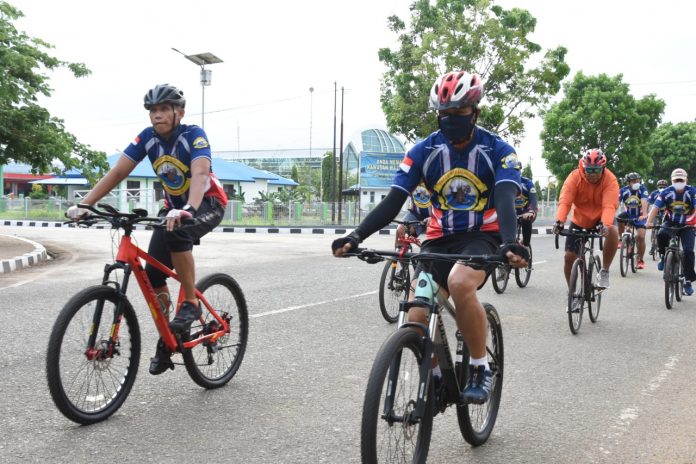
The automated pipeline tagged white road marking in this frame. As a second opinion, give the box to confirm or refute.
[251,291,378,318]
[599,355,680,455]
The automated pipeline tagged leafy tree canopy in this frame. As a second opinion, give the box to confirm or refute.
[0,1,107,182]
[378,0,570,144]
[647,121,696,185]
[541,72,665,187]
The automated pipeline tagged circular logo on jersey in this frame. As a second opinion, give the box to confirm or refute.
[625,194,641,208]
[515,195,528,209]
[413,185,431,209]
[153,155,190,196]
[433,168,487,211]
[672,201,689,216]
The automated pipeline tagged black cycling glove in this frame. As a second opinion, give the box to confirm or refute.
[331,232,361,255]
[499,242,530,262]
[552,221,564,235]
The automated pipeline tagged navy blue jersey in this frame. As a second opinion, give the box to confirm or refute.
[648,189,666,210]
[515,176,536,214]
[653,185,696,225]
[123,124,227,209]
[393,127,521,239]
[618,184,648,219]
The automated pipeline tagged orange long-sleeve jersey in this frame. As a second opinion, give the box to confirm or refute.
[556,168,620,229]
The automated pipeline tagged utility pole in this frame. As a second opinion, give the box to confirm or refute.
[331,82,337,222]
[338,86,345,224]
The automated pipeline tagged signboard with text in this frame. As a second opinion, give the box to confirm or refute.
[359,152,404,188]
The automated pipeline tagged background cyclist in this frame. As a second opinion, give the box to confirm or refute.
[332,70,528,404]
[647,179,669,256]
[394,183,432,244]
[516,175,538,248]
[67,84,227,374]
[646,168,696,296]
[617,172,649,269]
[553,149,620,289]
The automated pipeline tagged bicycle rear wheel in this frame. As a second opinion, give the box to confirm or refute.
[491,265,510,294]
[457,303,504,446]
[675,253,683,303]
[664,250,675,309]
[630,238,637,273]
[588,256,602,323]
[515,244,533,288]
[361,328,433,463]
[567,259,585,334]
[183,273,248,389]
[378,259,410,323]
[650,229,658,261]
[619,235,629,277]
[46,285,140,424]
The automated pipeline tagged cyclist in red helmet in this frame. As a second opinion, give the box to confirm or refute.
[333,70,528,404]
[553,149,620,290]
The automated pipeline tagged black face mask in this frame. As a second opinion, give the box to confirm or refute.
[438,113,477,144]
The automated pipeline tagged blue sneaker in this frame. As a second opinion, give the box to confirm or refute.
[657,259,664,271]
[460,364,493,405]
[684,281,694,296]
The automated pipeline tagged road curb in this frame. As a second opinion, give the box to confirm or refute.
[1,219,556,236]
[0,234,48,274]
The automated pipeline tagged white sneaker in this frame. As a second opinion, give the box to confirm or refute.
[596,269,610,289]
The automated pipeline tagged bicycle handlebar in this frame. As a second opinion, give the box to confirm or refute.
[345,247,507,268]
[554,228,603,250]
[68,203,196,229]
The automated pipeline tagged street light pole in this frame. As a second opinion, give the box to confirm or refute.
[171,48,223,129]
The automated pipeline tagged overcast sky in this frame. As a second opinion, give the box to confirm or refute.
[9,0,696,183]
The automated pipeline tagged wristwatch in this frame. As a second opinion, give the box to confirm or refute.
[182,204,197,216]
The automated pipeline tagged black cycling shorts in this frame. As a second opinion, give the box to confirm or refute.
[145,197,225,288]
[417,231,501,293]
[563,219,616,255]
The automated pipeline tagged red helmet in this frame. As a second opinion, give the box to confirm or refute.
[429,71,483,110]
[581,149,607,168]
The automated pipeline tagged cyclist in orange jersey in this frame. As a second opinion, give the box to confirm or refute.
[552,149,620,289]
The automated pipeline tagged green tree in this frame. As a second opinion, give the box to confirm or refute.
[378,0,569,144]
[541,72,665,187]
[533,180,542,196]
[522,163,533,179]
[29,182,47,199]
[290,164,299,183]
[0,2,107,182]
[321,152,337,202]
[647,121,696,184]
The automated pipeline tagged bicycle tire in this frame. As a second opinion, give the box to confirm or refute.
[619,235,629,277]
[514,244,532,288]
[630,237,637,273]
[588,256,602,323]
[567,259,584,334]
[456,303,504,446]
[650,229,658,261]
[361,327,433,464]
[491,265,510,294]
[675,253,683,303]
[378,259,409,324]
[664,250,675,309]
[183,273,248,389]
[46,285,140,424]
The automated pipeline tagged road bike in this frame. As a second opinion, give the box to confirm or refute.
[514,218,533,288]
[378,220,422,323]
[46,204,249,424]
[657,225,694,309]
[556,227,604,335]
[617,217,638,277]
[351,248,505,463]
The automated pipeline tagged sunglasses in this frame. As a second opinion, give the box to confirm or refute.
[584,166,604,174]
[672,179,686,183]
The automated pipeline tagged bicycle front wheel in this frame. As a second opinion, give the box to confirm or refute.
[588,256,602,323]
[619,235,629,277]
[378,259,410,323]
[630,238,637,273]
[183,273,249,389]
[664,250,675,309]
[46,285,140,424]
[515,244,533,288]
[491,265,510,294]
[361,328,433,464]
[675,253,683,303]
[457,303,504,446]
[650,229,658,261]
[567,259,585,334]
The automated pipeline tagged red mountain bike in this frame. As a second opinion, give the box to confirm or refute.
[46,204,248,424]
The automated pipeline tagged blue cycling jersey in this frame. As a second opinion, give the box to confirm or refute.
[515,176,536,214]
[392,127,521,239]
[619,184,648,219]
[653,185,696,225]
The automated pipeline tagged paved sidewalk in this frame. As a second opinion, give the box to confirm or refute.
[0,234,48,273]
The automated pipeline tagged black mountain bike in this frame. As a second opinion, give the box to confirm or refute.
[514,218,533,288]
[556,227,604,335]
[617,217,638,277]
[350,248,505,463]
[649,211,664,261]
[660,225,694,309]
[378,221,422,323]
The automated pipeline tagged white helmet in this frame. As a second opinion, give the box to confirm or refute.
[429,71,483,110]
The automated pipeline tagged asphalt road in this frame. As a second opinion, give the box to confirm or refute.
[1,226,695,464]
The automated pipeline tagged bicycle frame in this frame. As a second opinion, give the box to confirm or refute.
[95,231,230,355]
